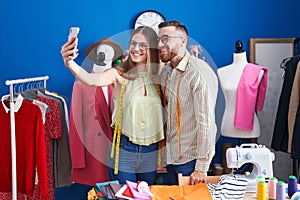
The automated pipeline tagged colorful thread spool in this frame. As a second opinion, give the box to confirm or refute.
[276,181,286,200]
[256,175,265,197]
[288,175,298,197]
[268,177,277,200]
[257,175,265,182]
[257,181,267,200]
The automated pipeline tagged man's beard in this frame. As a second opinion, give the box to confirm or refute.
[160,48,177,63]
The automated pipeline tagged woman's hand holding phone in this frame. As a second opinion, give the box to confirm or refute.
[60,27,80,66]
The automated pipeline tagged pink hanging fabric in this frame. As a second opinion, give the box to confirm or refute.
[234,63,268,131]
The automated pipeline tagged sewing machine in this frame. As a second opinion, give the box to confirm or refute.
[226,143,275,192]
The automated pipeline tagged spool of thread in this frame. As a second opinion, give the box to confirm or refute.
[256,175,265,196]
[268,177,277,200]
[288,175,298,197]
[291,192,300,200]
[257,175,265,183]
[276,181,286,200]
[257,181,267,200]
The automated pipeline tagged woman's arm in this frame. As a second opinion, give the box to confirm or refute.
[60,38,120,87]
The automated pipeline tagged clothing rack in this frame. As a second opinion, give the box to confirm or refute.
[5,76,49,200]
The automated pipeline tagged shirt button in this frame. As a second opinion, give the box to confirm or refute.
[94,116,98,120]
[98,132,102,136]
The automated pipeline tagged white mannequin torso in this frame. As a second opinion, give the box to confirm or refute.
[217,52,263,138]
[92,44,115,104]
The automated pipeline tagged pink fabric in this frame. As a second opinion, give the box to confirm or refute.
[126,181,152,200]
[234,63,268,131]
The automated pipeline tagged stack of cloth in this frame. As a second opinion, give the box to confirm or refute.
[87,180,152,200]
[88,175,248,200]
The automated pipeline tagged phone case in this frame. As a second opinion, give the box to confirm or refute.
[68,27,80,38]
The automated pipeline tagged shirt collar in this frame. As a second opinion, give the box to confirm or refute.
[1,94,24,113]
[175,50,191,72]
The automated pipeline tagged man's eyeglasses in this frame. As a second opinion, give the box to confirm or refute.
[157,35,183,44]
[129,42,149,51]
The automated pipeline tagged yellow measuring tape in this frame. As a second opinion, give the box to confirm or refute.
[110,78,126,175]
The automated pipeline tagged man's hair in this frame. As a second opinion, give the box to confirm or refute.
[158,20,188,36]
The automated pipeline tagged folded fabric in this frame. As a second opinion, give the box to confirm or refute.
[126,180,152,200]
[100,184,116,199]
[234,63,268,130]
[122,185,134,199]
[96,180,119,192]
[95,180,119,199]
[109,183,126,200]
[207,175,248,200]
[151,183,213,200]
[115,184,134,200]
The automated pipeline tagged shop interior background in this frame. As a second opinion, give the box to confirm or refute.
[1,0,300,199]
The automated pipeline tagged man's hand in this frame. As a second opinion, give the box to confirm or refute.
[190,170,207,185]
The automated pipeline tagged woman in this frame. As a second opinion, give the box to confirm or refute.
[60,26,164,185]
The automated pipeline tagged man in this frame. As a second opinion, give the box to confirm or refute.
[158,20,218,185]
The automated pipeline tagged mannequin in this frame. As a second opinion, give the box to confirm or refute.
[69,38,123,185]
[93,44,115,103]
[217,41,265,138]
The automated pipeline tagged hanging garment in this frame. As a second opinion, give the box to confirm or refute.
[69,80,113,186]
[39,90,72,187]
[234,63,268,131]
[22,88,72,187]
[271,55,300,152]
[290,62,300,159]
[34,95,62,199]
[0,94,48,199]
[288,61,300,154]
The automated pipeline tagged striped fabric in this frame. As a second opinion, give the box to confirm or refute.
[160,51,218,172]
[207,175,248,200]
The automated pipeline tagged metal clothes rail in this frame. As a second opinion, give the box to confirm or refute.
[5,76,49,200]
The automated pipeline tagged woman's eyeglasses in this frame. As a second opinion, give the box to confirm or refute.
[157,35,183,44]
[129,42,149,51]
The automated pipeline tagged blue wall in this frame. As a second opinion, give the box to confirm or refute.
[1,0,300,101]
[1,0,300,199]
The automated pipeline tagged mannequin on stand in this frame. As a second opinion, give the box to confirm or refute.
[69,38,123,186]
[217,41,266,139]
[217,40,268,174]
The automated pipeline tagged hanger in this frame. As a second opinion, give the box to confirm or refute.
[1,93,20,102]
[281,57,292,69]
[281,55,300,69]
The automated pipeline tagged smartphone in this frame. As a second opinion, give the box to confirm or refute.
[68,27,80,41]
[68,27,80,56]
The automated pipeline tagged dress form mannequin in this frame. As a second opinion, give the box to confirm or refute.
[93,44,115,103]
[69,40,122,185]
[217,41,264,138]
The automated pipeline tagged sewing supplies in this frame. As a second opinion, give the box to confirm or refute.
[291,192,300,200]
[276,181,286,200]
[268,177,277,199]
[226,143,275,192]
[256,175,265,196]
[288,175,298,197]
[257,181,267,200]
